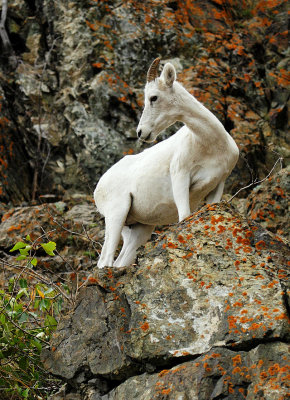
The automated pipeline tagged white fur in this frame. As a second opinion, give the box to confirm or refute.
[94,62,239,268]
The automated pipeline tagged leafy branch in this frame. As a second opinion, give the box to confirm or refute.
[0,235,67,398]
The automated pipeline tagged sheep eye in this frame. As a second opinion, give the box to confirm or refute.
[150,96,158,103]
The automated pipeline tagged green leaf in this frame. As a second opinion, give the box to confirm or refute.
[9,242,27,252]
[18,313,28,324]
[28,311,37,318]
[19,246,31,256]
[22,388,29,398]
[44,287,54,296]
[39,298,50,311]
[45,315,58,329]
[8,297,16,308]
[16,288,28,300]
[25,234,31,242]
[18,341,25,350]
[33,299,40,310]
[0,314,6,324]
[16,255,27,261]
[30,257,38,266]
[31,339,42,352]
[19,279,28,289]
[41,241,56,256]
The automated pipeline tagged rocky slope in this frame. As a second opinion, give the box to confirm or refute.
[0,169,288,398]
[41,202,289,399]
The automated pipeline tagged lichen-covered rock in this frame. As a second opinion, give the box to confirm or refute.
[42,203,289,399]
[0,201,98,249]
[105,342,289,400]
[0,199,104,276]
[246,166,289,240]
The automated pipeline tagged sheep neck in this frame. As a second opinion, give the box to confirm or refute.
[175,83,227,141]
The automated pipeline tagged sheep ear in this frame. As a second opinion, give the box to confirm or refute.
[160,63,176,87]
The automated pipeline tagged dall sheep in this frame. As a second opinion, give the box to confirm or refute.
[94,58,239,268]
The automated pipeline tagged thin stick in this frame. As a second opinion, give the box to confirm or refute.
[227,156,283,203]
[0,0,10,49]
[0,0,17,67]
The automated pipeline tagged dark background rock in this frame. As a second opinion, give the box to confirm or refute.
[0,0,289,204]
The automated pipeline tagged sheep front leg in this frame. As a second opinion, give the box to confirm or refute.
[206,180,225,204]
[171,172,191,222]
[97,217,124,268]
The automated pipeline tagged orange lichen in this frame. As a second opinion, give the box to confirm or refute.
[232,355,242,366]
[88,277,98,284]
[140,322,149,331]
[183,252,193,259]
[228,315,238,329]
[217,224,226,233]
[1,209,14,222]
[233,301,243,307]
[255,240,266,250]
[7,224,21,232]
[158,369,170,377]
[249,322,264,331]
[162,388,171,395]
[178,234,186,243]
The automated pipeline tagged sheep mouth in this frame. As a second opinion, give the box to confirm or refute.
[139,132,153,143]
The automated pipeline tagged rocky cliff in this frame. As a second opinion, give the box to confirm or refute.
[0,0,289,399]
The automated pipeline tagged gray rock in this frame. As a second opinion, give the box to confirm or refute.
[105,342,289,400]
[42,203,290,398]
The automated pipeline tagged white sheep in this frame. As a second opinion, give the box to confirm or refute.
[94,58,239,268]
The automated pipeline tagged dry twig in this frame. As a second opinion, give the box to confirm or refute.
[227,154,283,203]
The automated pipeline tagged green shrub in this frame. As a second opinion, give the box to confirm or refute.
[0,237,65,399]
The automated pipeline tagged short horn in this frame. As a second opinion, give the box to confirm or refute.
[147,57,161,82]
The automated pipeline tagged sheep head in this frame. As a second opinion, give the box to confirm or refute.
[137,58,178,143]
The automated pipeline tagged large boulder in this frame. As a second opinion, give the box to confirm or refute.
[41,202,289,399]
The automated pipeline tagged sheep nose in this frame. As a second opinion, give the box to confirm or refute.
[137,129,142,138]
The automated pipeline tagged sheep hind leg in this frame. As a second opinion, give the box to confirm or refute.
[206,180,225,204]
[113,223,154,268]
